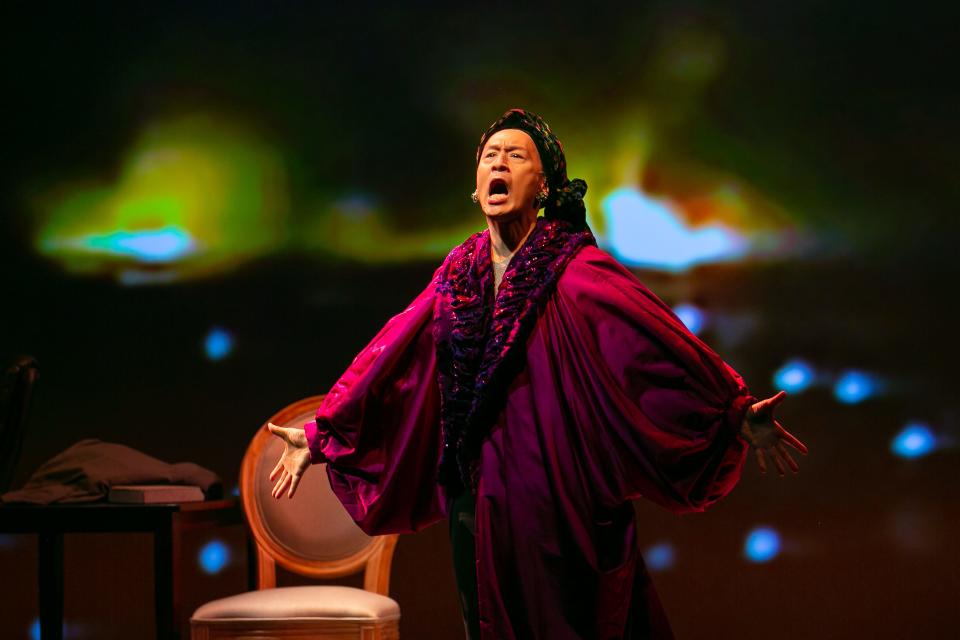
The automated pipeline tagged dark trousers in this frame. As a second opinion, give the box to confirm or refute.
[448,491,481,640]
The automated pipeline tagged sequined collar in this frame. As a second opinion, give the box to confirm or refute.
[433,217,596,495]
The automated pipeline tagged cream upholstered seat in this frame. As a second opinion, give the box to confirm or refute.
[191,396,401,640]
[193,585,399,621]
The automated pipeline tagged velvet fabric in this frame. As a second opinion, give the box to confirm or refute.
[304,221,756,639]
[434,217,596,495]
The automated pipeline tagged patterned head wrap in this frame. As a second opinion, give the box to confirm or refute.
[476,108,588,226]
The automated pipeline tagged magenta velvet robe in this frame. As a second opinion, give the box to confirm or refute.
[304,242,755,639]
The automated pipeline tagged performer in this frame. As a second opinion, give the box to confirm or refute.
[266,108,807,639]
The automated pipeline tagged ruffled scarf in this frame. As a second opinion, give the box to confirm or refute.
[433,217,596,496]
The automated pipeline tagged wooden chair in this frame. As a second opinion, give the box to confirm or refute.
[190,396,400,639]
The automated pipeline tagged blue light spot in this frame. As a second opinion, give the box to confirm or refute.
[673,303,706,335]
[204,327,234,361]
[891,423,937,459]
[231,484,241,497]
[601,187,748,272]
[744,527,780,563]
[82,226,195,262]
[199,539,231,574]
[773,359,815,393]
[29,616,73,638]
[833,370,876,404]
[0,534,18,549]
[643,542,675,571]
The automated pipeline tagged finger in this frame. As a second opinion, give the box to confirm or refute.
[268,422,294,445]
[757,391,784,408]
[750,394,778,419]
[269,458,283,482]
[775,421,809,455]
[777,442,800,473]
[755,448,767,474]
[279,474,293,500]
[287,473,301,498]
[279,473,292,499]
[767,447,786,476]
[273,470,289,499]
[276,467,289,488]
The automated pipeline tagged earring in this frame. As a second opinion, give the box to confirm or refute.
[533,186,550,209]
[471,189,479,203]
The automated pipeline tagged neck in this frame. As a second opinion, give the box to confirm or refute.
[486,210,538,262]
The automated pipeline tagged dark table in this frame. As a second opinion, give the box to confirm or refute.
[0,499,244,640]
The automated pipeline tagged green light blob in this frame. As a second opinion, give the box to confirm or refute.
[35,113,289,282]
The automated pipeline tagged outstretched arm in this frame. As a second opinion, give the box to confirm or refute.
[260,268,446,535]
[549,246,809,512]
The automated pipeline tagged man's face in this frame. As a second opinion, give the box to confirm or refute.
[476,129,545,219]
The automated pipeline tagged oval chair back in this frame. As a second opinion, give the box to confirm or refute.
[239,395,397,595]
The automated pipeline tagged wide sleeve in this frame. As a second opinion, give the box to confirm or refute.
[546,246,756,514]
[302,268,445,534]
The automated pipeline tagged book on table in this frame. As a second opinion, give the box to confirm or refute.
[108,484,205,504]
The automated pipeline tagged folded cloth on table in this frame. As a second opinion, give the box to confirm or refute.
[1,438,222,504]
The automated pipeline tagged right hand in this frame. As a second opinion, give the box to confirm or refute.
[267,422,312,499]
[739,391,808,476]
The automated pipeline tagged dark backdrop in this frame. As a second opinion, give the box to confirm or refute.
[3,2,957,639]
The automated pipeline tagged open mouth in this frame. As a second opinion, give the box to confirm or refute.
[488,178,509,201]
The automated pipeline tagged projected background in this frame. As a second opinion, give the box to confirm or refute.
[2,3,956,639]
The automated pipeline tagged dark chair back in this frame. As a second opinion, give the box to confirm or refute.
[0,355,39,493]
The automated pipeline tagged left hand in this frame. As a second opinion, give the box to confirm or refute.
[740,390,808,476]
